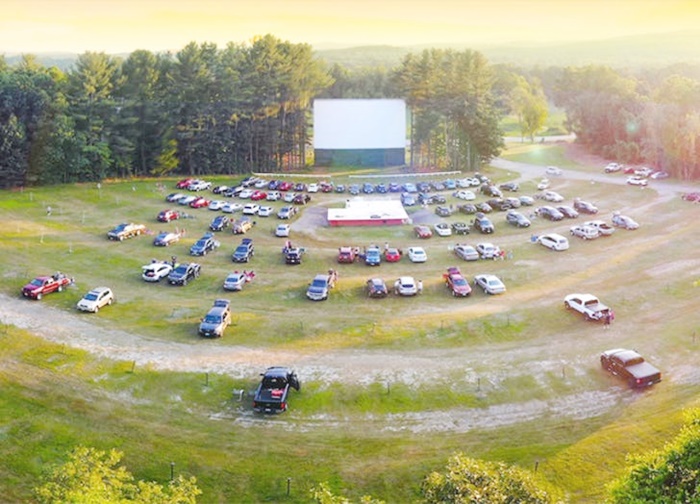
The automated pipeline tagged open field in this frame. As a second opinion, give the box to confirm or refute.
[1,144,700,502]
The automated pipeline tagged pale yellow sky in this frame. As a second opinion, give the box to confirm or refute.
[2,0,699,54]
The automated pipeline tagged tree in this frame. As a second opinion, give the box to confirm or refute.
[421,453,560,504]
[607,408,700,503]
[510,75,549,142]
[34,446,201,503]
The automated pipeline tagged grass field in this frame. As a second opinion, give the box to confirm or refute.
[1,144,699,502]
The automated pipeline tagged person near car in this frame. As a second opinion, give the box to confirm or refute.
[603,311,612,329]
[417,279,423,294]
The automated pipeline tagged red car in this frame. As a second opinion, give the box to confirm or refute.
[384,248,402,262]
[157,209,180,222]
[443,267,472,297]
[414,225,433,239]
[22,273,73,300]
[189,197,210,208]
[176,177,194,189]
[251,190,267,201]
[278,181,293,191]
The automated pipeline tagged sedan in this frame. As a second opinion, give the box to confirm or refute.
[275,224,291,237]
[153,231,181,247]
[505,210,531,228]
[157,209,180,222]
[407,247,427,263]
[474,274,506,295]
[626,175,648,187]
[250,190,267,201]
[573,199,598,214]
[557,205,579,219]
[453,190,476,200]
[611,213,639,230]
[208,200,227,211]
[189,197,210,208]
[476,242,501,260]
[366,278,389,298]
[257,206,273,217]
[165,193,186,203]
[499,182,519,192]
[266,191,281,201]
[414,225,433,239]
[222,202,243,214]
[542,190,564,202]
[545,166,563,176]
[384,248,402,262]
[454,244,479,261]
[223,271,248,291]
[536,206,564,221]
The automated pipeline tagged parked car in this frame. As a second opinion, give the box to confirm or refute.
[611,213,639,230]
[454,244,479,261]
[157,209,180,222]
[238,189,254,199]
[242,203,260,215]
[444,267,472,297]
[166,193,186,203]
[434,222,452,236]
[499,182,519,192]
[474,274,506,295]
[414,225,433,239]
[250,190,267,201]
[476,242,501,260]
[221,202,243,214]
[168,262,201,286]
[650,170,669,179]
[189,196,210,209]
[366,278,389,298]
[394,276,418,296]
[153,231,181,247]
[435,206,453,217]
[337,246,358,264]
[141,261,173,282]
[459,203,478,215]
[293,194,311,205]
[223,271,252,291]
[384,247,402,262]
[208,200,227,211]
[600,349,661,388]
[407,246,427,263]
[536,206,564,221]
[536,233,569,251]
[283,192,297,203]
[176,178,194,189]
[253,367,301,413]
[542,190,564,202]
[177,195,197,206]
[232,217,255,234]
[570,224,600,240]
[573,199,598,214]
[487,198,513,211]
[505,210,531,228]
[190,232,220,256]
[266,191,281,201]
[198,299,232,338]
[583,220,615,236]
[107,222,146,241]
[536,178,550,190]
[209,215,230,232]
[472,213,494,234]
[307,183,319,193]
[519,195,535,206]
[364,246,382,266]
[187,179,211,191]
[257,206,273,217]
[634,167,654,177]
[453,190,476,200]
[232,238,254,263]
[401,193,417,206]
[476,202,493,213]
[306,271,336,301]
[480,184,502,198]
[556,205,579,219]
[277,206,297,219]
[564,293,610,321]
[604,162,622,173]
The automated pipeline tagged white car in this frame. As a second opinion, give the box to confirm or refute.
[307,183,319,193]
[434,223,452,237]
[536,233,569,251]
[254,179,268,189]
[407,246,427,263]
[394,276,418,296]
[257,206,273,217]
[222,202,243,213]
[275,224,290,237]
[611,213,639,230]
[208,200,226,211]
[454,244,480,261]
[141,261,173,282]
[266,191,281,201]
[634,167,654,177]
[283,192,297,203]
[242,203,260,215]
[474,274,506,295]
[626,175,648,187]
[76,286,115,312]
[536,178,550,190]
[187,180,211,191]
[223,272,247,291]
[545,166,563,176]
[604,162,622,173]
[570,224,600,240]
[238,189,254,199]
[542,190,564,202]
[453,190,476,200]
[475,242,501,259]
[178,195,197,206]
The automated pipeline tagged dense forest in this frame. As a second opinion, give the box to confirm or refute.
[1,35,700,188]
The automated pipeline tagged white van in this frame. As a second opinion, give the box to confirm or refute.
[537,233,569,251]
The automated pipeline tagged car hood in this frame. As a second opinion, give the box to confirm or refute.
[22,283,40,291]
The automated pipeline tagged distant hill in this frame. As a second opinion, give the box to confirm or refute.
[315,30,700,69]
[4,30,700,71]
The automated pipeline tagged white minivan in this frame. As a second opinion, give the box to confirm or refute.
[537,233,570,251]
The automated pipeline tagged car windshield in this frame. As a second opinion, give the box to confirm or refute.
[453,277,468,286]
[262,376,286,388]
[30,278,44,287]
[311,279,327,288]
[173,266,187,274]
[203,315,221,324]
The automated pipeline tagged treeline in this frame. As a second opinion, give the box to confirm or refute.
[2,36,700,187]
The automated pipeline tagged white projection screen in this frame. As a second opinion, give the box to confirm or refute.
[313,99,406,167]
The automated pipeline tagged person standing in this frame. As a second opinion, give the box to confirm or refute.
[417,279,423,294]
[603,311,611,329]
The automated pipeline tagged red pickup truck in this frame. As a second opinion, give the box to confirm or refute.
[22,273,73,300]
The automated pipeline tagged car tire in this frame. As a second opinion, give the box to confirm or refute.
[57,285,63,292]
[182,279,187,286]
[36,293,42,300]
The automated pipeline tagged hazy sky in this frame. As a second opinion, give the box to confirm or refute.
[2,0,699,54]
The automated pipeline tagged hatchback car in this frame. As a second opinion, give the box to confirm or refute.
[537,233,569,251]
[76,287,114,313]
[407,247,427,263]
[394,276,418,296]
[366,278,389,298]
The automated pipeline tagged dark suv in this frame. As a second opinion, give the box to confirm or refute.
[473,212,495,234]
[232,238,254,263]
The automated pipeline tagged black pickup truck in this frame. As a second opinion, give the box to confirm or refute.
[600,348,661,388]
[253,367,301,413]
